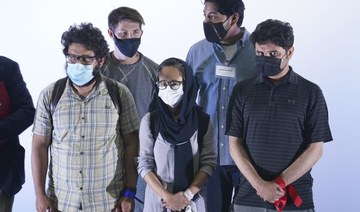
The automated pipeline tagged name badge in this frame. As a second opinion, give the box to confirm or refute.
[215,64,236,78]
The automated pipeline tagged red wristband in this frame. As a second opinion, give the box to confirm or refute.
[274,176,287,212]
[273,176,303,212]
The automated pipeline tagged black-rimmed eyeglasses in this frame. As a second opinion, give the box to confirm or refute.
[65,54,97,65]
[156,80,183,90]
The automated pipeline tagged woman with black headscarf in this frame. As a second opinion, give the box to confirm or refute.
[138,58,217,212]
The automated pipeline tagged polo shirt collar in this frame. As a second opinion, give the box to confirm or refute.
[256,66,298,85]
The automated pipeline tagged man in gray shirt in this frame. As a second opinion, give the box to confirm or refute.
[101,6,158,212]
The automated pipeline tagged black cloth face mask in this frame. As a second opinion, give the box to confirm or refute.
[256,54,287,77]
[114,36,141,58]
[203,16,231,43]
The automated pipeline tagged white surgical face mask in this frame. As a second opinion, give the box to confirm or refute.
[66,63,94,86]
[158,85,184,108]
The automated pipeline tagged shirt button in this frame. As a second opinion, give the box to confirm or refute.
[79,170,82,174]
[221,106,225,109]
[221,125,224,129]
[81,135,85,139]
[80,187,83,190]
[223,87,226,90]
[220,143,224,147]
[80,152,84,155]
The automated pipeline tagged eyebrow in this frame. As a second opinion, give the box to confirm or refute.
[269,50,280,54]
[203,11,220,15]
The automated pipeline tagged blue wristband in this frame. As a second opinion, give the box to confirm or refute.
[122,188,136,199]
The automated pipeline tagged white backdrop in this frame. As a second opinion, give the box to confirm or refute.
[0,0,359,211]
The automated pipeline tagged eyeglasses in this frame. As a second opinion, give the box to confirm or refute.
[156,80,183,90]
[65,54,97,65]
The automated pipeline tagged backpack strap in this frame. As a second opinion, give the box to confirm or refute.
[50,77,67,115]
[49,77,67,144]
[49,77,122,132]
[104,77,122,116]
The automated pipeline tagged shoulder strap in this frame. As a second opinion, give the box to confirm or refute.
[50,77,122,116]
[197,111,210,151]
[50,77,67,115]
[49,77,67,145]
[149,109,160,142]
[104,77,122,116]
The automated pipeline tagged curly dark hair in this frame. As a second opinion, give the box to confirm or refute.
[250,19,294,51]
[108,6,145,31]
[204,0,245,27]
[61,23,109,58]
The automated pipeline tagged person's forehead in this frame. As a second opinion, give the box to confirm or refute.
[159,66,182,78]
[68,43,94,55]
[255,42,284,52]
[203,2,221,14]
[161,66,181,74]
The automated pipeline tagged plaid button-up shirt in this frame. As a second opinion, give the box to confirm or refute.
[33,78,139,211]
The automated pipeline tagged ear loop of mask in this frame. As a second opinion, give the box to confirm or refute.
[279,50,289,71]
[211,15,232,40]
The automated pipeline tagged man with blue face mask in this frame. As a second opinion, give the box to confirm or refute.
[226,19,333,212]
[32,23,140,212]
[101,7,158,212]
[186,0,259,211]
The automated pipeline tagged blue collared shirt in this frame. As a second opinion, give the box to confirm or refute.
[186,28,259,165]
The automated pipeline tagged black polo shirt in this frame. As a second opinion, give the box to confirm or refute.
[226,67,333,210]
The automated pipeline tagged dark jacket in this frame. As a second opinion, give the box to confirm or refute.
[0,56,35,196]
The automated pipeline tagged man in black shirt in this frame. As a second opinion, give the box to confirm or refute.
[226,19,333,212]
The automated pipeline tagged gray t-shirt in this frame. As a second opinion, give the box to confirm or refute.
[102,52,158,119]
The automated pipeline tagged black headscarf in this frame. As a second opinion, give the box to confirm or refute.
[155,58,201,193]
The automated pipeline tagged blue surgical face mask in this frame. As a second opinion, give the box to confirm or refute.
[114,36,141,58]
[66,63,94,86]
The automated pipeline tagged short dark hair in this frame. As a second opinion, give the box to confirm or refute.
[250,19,294,51]
[108,6,145,31]
[61,23,109,58]
[204,0,245,27]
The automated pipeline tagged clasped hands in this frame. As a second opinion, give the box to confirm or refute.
[161,191,192,211]
[255,180,285,203]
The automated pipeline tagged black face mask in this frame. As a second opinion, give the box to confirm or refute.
[256,54,287,77]
[114,36,141,58]
[203,17,231,43]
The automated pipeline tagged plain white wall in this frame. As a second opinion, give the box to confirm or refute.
[0,0,359,211]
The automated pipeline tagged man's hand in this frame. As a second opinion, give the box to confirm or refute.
[35,194,53,212]
[255,180,285,203]
[161,192,191,211]
[115,197,134,212]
